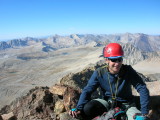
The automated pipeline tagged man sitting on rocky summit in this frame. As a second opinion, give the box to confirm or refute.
[69,43,150,120]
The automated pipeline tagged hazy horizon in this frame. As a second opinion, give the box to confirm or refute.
[1,32,160,42]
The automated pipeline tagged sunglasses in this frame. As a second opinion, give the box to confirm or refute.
[108,58,123,62]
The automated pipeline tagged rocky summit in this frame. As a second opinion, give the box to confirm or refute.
[0,64,160,120]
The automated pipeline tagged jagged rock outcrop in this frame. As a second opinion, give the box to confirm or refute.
[0,85,81,120]
[0,87,57,120]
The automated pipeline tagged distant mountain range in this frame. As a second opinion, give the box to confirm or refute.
[0,33,160,52]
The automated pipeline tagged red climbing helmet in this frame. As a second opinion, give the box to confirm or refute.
[103,43,124,58]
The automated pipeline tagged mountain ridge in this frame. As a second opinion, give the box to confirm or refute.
[0,33,160,52]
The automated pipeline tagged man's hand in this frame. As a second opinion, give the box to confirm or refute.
[69,108,81,118]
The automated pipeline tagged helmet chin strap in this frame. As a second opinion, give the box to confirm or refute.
[109,69,119,74]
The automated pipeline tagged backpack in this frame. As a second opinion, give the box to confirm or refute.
[92,107,127,120]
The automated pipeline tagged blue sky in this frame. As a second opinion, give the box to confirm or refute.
[0,0,160,41]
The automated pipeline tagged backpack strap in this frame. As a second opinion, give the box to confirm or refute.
[97,64,108,78]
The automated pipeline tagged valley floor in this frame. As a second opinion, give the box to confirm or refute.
[0,46,102,109]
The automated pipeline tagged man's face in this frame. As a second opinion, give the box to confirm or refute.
[106,57,123,74]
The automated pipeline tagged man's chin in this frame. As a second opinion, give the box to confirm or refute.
[113,68,120,73]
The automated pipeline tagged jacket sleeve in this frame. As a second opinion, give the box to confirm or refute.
[129,66,150,114]
[76,70,99,110]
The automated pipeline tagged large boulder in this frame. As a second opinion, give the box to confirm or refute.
[49,84,67,96]
[49,84,81,111]
[54,100,65,114]
[63,86,81,111]
[0,112,16,120]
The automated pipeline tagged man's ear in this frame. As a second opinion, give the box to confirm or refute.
[105,58,109,64]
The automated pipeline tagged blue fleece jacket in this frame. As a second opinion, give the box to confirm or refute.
[76,64,150,114]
